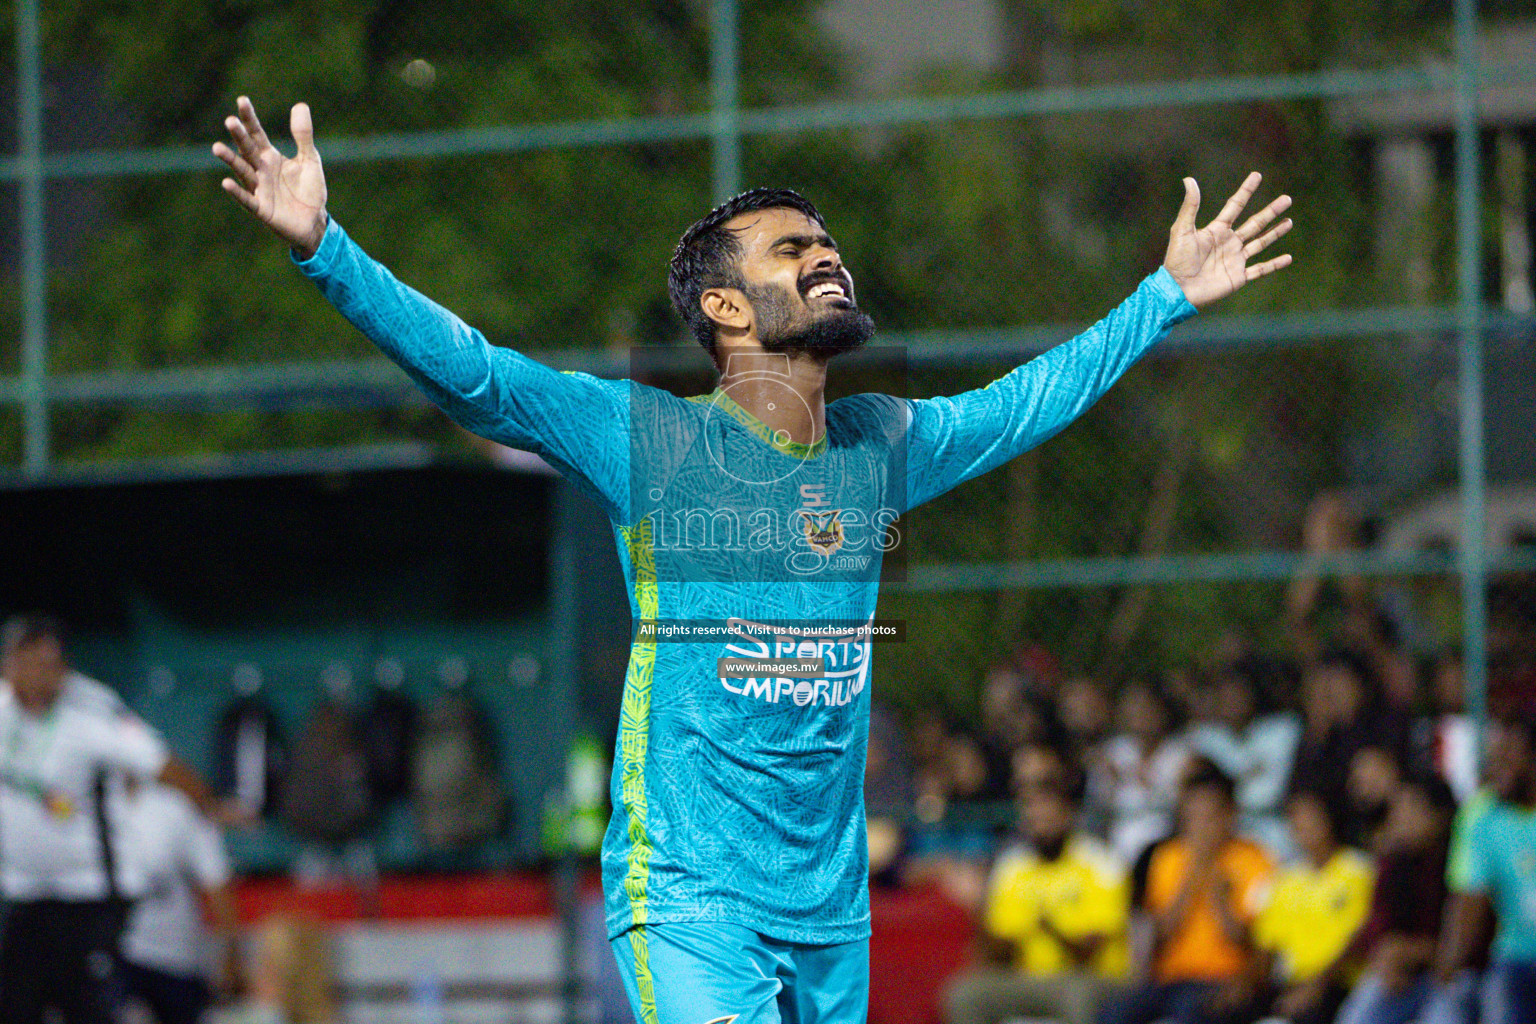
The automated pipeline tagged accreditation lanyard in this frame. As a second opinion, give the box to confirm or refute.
[2,708,71,813]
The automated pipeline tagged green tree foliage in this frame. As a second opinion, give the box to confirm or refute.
[11,0,1435,709]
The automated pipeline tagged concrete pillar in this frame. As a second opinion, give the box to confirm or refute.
[1497,131,1533,313]
[1375,135,1436,304]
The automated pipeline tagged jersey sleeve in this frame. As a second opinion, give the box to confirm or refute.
[78,711,169,779]
[1447,793,1494,892]
[1455,808,1495,893]
[901,268,1196,512]
[183,807,234,889]
[1076,853,1131,938]
[982,852,1030,939]
[294,218,630,519]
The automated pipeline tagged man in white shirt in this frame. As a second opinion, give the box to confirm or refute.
[1186,661,1301,856]
[0,615,237,1024]
[119,779,240,1024]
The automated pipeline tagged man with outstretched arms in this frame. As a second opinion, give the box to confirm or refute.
[214,97,1293,1024]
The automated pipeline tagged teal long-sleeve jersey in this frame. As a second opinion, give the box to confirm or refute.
[295,218,1196,944]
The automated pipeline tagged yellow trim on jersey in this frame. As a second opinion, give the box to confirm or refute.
[689,389,828,459]
[627,926,659,1024]
[620,519,658,932]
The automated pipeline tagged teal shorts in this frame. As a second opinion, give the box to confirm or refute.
[610,922,869,1024]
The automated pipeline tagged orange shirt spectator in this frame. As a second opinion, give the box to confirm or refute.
[1146,834,1273,982]
[1101,762,1276,1024]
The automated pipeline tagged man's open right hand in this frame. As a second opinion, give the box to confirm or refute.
[212,96,329,259]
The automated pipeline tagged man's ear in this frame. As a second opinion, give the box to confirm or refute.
[700,287,750,334]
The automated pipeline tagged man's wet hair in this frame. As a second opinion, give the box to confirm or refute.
[1182,757,1237,807]
[1400,769,1458,819]
[1286,787,1347,845]
[1014,735,1087,806]
[668,187,827,361]
[2,614,65,656]
[1316,645,1379,694]
[1498,707,1536,755]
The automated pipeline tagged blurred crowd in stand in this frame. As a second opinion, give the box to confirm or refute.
[0,614,516,1024]
[861,497,1536,1024]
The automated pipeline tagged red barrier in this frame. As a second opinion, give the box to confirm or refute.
[869,884,974,1024]
[232,873,976,1022]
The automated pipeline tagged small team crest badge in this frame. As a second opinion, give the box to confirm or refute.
[800,509,845,556]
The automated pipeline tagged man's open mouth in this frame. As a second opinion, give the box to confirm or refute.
[804,279,850,302]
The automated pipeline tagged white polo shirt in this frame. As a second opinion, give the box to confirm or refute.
[121,784,232,977]
[0,687,168,899]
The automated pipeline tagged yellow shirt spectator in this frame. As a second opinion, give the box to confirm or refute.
[1253,848,1374,982]
[983,835,1130,978]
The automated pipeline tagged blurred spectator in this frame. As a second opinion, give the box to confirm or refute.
[1346,745,1405,853]
[977,664,1059,801]
[1096,679,1192,864]
[912,711,989,819]
[1250,789,1375,1024]
[1286,494,1374,667]
[278,681,373,872]
[1060,676,1115,837]
[866,704,913,885]
[1187,657,1300,855]
[911,709,953,823]
[1099,764,1274,1024]
[1288,649,1410,818]
[358,656,418,808]
[944,739,1127,1024]
[0,615,236,1024]
[1010,642,1064,703]
[118,777,240,1024]
[907,711,995,874]
[1416,650,1479,802]
[1420,786,1497,1024]
[212,664,287,820]
[1160,664,1204,733]
[1435,711,1536,1024]
[234,914,337,1024]
[1060,677,1113,764]
[411,662,507,850]
[1350,607,1421,712]
[1334,772,1458,1024]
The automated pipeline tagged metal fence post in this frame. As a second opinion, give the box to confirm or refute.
[1454,0,1489,748]
[550,479,583,1024]
[709,0,742,202]
[16,0,48,476]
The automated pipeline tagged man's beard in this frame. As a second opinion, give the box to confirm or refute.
[747,282,875,359]
[1031,831,1068,862]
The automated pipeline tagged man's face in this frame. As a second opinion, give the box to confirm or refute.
[1014,748,1074,844]
[1286,794,1332,859]
[3,636,66,710]
[1487,720,1535,802]
[1180,786,1235,852]
[1022,787,1074,845]
[1213,675,1256,731]
[722,207,873,358]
